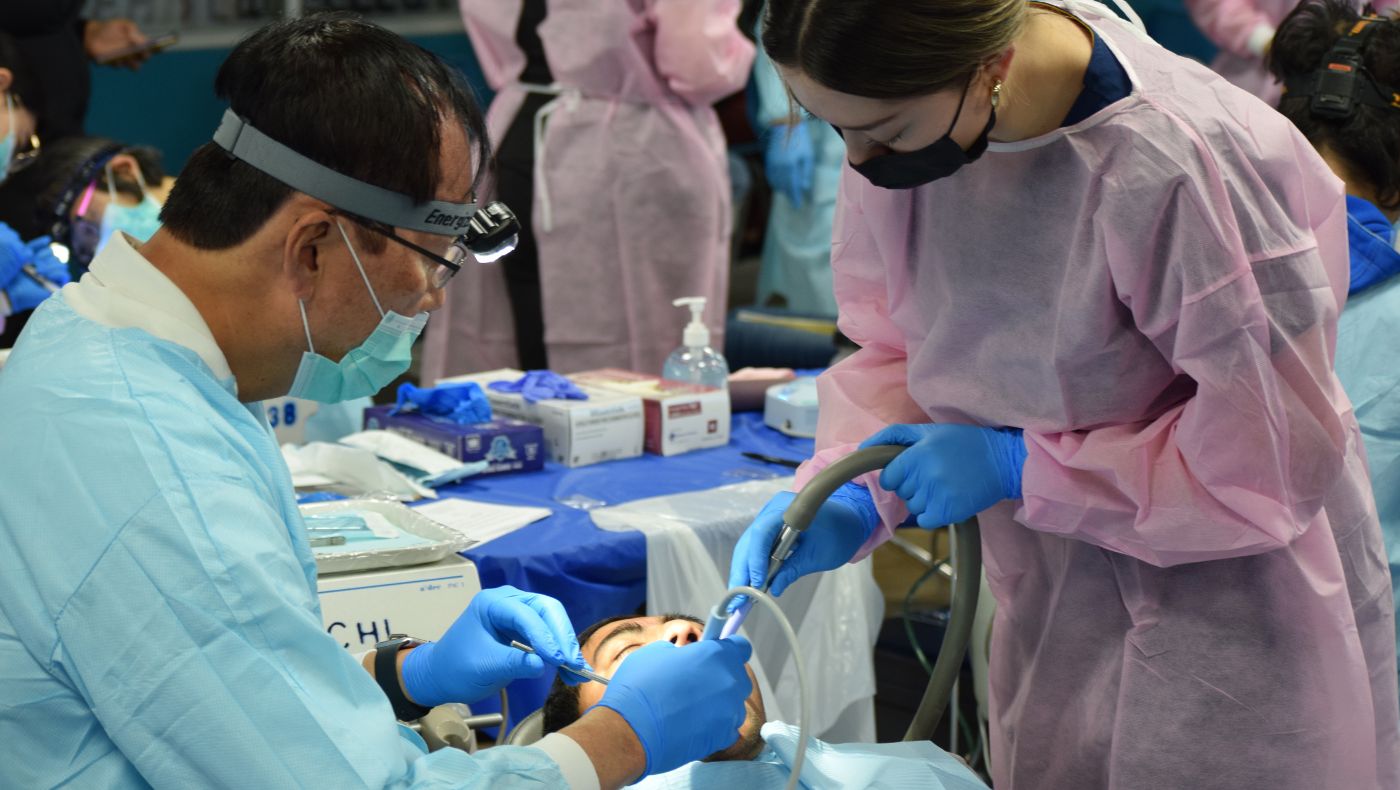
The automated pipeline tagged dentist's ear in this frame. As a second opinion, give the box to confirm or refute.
[283,203,334,302]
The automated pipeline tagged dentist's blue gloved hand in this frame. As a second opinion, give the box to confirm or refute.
[0,223,26,294]
[592,635,753,777]
[764,122,814,208]
[860,423,1027,529]
[3,236,71,314]
[728,483,880,598]
[401,585,589,707]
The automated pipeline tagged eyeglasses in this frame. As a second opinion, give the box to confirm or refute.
[336,212,466,289]
[9,133,41,173]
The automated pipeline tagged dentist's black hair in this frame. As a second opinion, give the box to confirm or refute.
[159,12,491,250]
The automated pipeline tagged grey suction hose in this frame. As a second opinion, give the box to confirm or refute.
[781,444,982,743]
[779,445,905,534]
[904,517,980,742]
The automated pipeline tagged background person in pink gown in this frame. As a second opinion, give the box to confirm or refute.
[424,0,754,380]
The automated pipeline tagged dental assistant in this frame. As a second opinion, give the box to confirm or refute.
[729,1,1399,788]
[0,16,753,789]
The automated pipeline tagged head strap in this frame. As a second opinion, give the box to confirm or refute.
[212,109,477,236]
[1284,16,1400,120]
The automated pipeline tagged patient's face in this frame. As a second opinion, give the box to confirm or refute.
[578,615,766,762]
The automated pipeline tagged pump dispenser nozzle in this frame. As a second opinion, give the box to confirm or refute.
[663,295,728,388]
[673,297,709,348]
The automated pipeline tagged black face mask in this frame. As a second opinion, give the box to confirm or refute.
[843,78,996,190]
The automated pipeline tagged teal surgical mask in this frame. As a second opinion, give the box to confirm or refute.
[287,220,428,403]
[0,95,16,183]
[98,163,162,250]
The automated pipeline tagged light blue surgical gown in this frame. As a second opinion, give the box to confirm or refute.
[634,722,989,789]
[0,292,567,787]
[752,22,843,319]
[1334,196,1400,687]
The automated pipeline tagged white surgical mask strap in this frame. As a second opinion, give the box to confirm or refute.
[334,219,385,317]
[104,160,151,204]
[133,166,150,201]
[298,300,316,354]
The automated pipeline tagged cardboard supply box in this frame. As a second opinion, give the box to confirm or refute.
[437,369,644,467]
[571,369,730,456]
[363,405,545,475]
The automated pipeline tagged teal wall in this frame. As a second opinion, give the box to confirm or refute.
[84,32,492,173]
[1132,0,1218,64]
[83,2,1213,174]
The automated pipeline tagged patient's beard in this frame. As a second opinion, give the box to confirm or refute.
[702,702,766,763]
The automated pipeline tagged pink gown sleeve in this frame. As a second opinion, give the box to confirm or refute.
[649,0,756,106]
[1019,148,1354,568]
[1184,0,1275,57]
[796,172,929,560]
[459,0,521,91]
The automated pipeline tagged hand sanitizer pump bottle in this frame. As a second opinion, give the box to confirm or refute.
[661,297,729,389]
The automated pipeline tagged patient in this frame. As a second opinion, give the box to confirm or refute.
[540,613,990,789]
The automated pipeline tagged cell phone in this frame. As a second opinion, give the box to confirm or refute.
[93,32,179,65]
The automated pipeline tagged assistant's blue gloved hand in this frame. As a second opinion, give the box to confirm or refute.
[3,236,70,313]
[0,223,26,294]
[488,370,589,404]
[860,423,1027,529]
[593,636,753,777]
[392,381,493,424]
[400,585,590,707]
[728,483,879,598]
[764,122,814,208]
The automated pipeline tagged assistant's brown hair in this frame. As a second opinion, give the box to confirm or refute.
[761,0,1027,99]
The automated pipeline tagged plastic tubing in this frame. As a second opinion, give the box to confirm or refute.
[706,585,808,790]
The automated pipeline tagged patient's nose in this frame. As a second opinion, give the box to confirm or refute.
[663,619,702,646]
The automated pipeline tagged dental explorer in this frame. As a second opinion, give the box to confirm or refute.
[509,640,609,685]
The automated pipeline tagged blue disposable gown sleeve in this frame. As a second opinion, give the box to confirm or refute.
[752,22,792,129]
[50,473,569,788]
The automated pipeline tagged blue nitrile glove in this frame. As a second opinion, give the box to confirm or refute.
[392,381,493,424]
[860,423,1027,529]
[764,122,814,208]
[728,483,880,598]
[0,223,25,295]
[488,370,589,404]
[3,236,71,313]
[593,635,754,777]
[400,586,591,707]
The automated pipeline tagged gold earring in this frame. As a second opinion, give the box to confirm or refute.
[990,81,1004,109]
